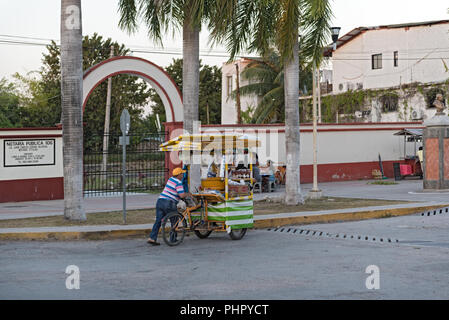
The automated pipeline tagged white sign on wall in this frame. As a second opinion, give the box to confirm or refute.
[3,139,56,167]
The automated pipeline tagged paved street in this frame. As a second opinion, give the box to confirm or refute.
[1,211,449,300]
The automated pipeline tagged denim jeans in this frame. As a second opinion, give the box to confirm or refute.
[149,198,178,241]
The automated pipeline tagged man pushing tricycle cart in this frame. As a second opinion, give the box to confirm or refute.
[152,133,260,246]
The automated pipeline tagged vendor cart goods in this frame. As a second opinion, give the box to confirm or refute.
[159,134,261,246]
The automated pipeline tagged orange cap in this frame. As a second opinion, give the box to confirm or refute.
[173,167,186,176]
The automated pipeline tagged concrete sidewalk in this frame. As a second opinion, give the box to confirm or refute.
[1,179,448,240]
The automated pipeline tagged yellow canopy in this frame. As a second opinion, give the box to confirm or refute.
[159,141,202,152]
[160,133,261,152]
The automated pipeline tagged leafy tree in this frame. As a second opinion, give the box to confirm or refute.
[199,64,222,124]
[0,78,22,128]
[149,58,221,125]
[14,33,152,151]
[12,73,61,127]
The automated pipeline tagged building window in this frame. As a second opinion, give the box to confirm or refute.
[372,54,382,70]
[226,76,233,97]
[393,51,398,67]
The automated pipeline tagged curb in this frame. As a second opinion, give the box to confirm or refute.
[0,204,447,241]
[0,229,151,241]
[253,204,448,228]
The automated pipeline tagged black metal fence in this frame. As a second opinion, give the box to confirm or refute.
[83,131,167,197]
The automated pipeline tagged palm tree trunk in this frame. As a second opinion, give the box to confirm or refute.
[284,36,304,205]
[183,19,201,191]
[60,0,86,220]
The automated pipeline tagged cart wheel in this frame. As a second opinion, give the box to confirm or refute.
[229,228,247,240]
[194,230,213,239]
[161,212,187,246]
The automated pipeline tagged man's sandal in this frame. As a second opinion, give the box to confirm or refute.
[147,239,160,246]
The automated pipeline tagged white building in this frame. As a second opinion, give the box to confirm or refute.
[222,20,449,124]
[221,58,261,124]
[324,19,449,122]
[329,20,449,93]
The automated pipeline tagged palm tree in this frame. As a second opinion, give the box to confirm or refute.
[60,0,86,220]
[238,53,284,124]
[118,0,213,189]
[238,49,312,124]
[211,0,332,205]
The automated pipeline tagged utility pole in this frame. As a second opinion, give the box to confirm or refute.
[307,65,322,199]
[206,102,210,125]
[101,45,114,177]
[307,26,341,200]
[235,62,242,124]
[318,68,322,123]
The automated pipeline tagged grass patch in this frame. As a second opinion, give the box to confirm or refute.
[253,197,408,215]
[367,181,398,185]
[0,209,156,229]
[0,197,411,229]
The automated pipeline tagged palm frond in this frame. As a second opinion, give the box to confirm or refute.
[248,0,277,57]
[251,86,284,123]
[300,0,333,66]
[139,0,165,44]
[239,82,276,97]
[275,0,300,63]
[118,0,139,34]
[241,65,276,83]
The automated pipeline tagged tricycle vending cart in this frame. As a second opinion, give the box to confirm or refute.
[159,134,261,246]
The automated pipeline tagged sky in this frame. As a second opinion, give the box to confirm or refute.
[0,0,448,81]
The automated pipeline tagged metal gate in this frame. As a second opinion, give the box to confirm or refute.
[83,131,167,197]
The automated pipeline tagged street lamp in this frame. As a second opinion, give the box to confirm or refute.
[330,27,341,50]
[308,26,340,200]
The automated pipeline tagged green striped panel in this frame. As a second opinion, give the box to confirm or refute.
[188,199,254,230]
[230,223,254,230]
[208,205,253,213]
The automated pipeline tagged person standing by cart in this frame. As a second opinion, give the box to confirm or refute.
[147,167,191,246]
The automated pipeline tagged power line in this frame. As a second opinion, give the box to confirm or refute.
[130,49,236,58]
[0,34,56,42]
[1,32,447,60]
[0,37,237,58]
[1,38,445,60]
[0,39,51,47]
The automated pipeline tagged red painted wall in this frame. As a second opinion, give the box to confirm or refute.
[0,177,64,202]
[299,160,405,183]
